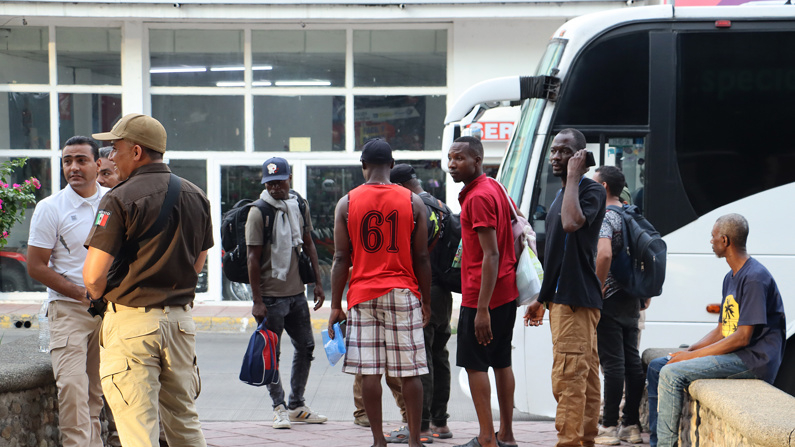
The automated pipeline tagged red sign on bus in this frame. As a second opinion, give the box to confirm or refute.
[465,122,515,141]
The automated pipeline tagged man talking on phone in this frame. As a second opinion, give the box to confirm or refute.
[524,128,606,447]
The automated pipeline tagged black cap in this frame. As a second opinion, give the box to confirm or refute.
[360,138,393,165]
[261,157,291,183]
[390,164,417,184]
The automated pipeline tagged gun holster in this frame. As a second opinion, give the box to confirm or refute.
[87,298,108,318]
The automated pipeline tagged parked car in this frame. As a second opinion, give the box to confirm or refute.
[0,250,45,292]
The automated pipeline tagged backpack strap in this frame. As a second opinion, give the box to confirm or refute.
[252,199,275,245]
[137,173,182,243]
[253,191,309,246]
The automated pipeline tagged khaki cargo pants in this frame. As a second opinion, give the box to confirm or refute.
[48,300,104,447]
[100,303,204,447]
[549,303,601,447]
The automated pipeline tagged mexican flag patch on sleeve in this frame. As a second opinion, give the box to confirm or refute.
[95,210,111,227]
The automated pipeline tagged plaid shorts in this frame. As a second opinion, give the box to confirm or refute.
[342,288,428,377]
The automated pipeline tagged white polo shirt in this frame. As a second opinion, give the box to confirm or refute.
[28,183,108,303]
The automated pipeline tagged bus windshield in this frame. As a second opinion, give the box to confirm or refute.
[499,38,565,203]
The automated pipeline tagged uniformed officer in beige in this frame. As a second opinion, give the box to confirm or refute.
[83,113,213,447]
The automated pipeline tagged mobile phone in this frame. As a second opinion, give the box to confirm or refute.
[585,151,596,167]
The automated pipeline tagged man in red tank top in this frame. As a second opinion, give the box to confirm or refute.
[328,138,431,447]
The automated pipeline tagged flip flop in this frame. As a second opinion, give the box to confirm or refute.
[495,432,518,447]
[454,437,482,447]
[430,428,453,439]
[385,426,433,444]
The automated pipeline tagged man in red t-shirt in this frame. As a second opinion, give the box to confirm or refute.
[448,136,518,447]
[328,138,431,447]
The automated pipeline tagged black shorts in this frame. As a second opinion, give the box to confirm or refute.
[456,300,517,372]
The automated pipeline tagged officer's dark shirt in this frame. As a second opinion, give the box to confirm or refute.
[537,176,606,309]
[85,163,213,307]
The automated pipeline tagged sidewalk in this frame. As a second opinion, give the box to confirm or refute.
[0,300,454,333]
[0,301,296,332]
[202,420,561,446]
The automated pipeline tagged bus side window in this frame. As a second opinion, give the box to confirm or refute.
[604,137,647,213]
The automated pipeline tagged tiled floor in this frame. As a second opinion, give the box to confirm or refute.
[201,420,562,447]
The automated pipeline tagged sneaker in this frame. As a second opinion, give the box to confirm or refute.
[619,424,643,444]
[288,405,328,424]
[272,404,291,429]
[594,426,620,446]
[354,415,371,427]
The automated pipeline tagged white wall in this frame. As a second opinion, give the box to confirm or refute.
[444,18,566,211]
[451,18,566,100]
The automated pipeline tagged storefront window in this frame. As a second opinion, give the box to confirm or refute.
[168,159,207,193]
[354,95,445,151]
[149,29,244,87]
[220,165,262,214]
[56,27,121,85]
[253,95,344,152]
[305,165,365,294]
[395,159,447,203]
[152,95,244,151]
[1,93,51,150]
[58,94,122,148]
[354,30,446,87]
[0,157,52,292]
[252,30,345,88]
[0,26,49,85]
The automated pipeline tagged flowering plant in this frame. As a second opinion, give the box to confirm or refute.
[0,158,41,249]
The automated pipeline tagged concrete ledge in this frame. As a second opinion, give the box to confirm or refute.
[688,379,795,447]
[0,335,54,394]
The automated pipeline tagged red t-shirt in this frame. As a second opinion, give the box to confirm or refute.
[458,174,518,309]
[346,184,420,309]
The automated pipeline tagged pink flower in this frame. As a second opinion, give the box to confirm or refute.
[12,183,20,189]
[25,180,30,184]
[32,178,41,189]
[2,231,7,238]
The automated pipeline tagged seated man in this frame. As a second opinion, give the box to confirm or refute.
[647,213,786,447]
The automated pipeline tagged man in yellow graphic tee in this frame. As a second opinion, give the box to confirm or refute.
[646,214,786,447]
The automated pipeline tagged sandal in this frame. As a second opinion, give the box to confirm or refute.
[431,428,453,439]
[495,431,518,447]
[454,437,482,447]
[385,426,433,444]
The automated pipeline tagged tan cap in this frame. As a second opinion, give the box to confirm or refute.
[92,113,167,153]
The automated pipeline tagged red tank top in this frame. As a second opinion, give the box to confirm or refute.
[346,184,419,309]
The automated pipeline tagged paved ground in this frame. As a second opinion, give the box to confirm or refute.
[201,420,562,446]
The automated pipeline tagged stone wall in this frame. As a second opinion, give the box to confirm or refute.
[681,395,760,447]
[682,379,795,447]
[0,384,60,447]
[641,349,795,447]
[0,336,60,447]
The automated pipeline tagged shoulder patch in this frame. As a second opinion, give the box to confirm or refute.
[95,210,111,227]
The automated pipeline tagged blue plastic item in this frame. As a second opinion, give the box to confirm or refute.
[321,322,346,366]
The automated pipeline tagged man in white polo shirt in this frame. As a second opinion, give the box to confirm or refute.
[27,136,108,447]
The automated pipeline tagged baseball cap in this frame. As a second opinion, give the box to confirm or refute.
[261,157,291,183]
[92,113,167,153]
[360,138,393,165]
[390,164,417,184]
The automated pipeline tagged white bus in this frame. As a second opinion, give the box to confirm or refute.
[443,4,795,417]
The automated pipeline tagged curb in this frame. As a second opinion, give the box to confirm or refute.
[0,313,330,333]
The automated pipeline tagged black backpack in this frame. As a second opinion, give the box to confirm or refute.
[606,204,667,298]
[422,196,462,294]
[221,192,308,284]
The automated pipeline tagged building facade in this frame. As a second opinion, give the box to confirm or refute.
[0,0,632,300]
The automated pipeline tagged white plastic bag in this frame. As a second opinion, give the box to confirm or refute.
[516,242,543,306]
